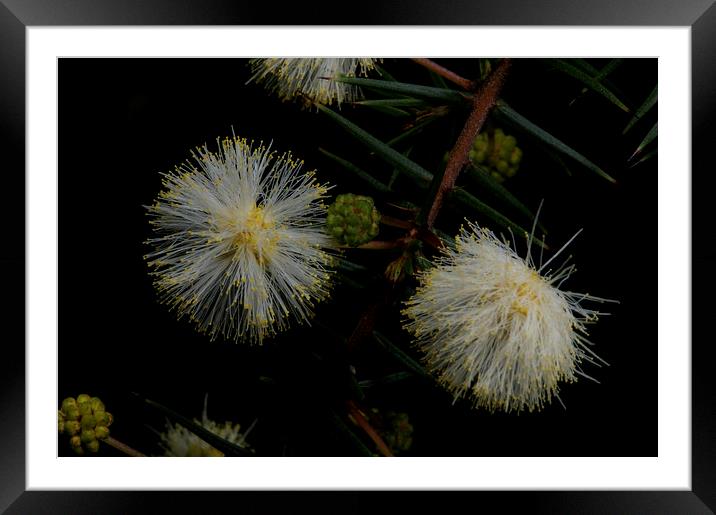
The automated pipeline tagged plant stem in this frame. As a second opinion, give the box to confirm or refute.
[105,436,146,457]
[411,58,474,90]
[424,58,512,229]
[346,400,394,457]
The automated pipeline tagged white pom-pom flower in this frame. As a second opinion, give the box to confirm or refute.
[402,220,610,413]
[145,135,334,344]
[248,58,379,106]
[160,399,256,457]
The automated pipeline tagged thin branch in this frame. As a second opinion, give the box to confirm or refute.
[355,240,402,250]
[411,58,474,90]
[424,58,512,229]
[104,436,146,457]
[346,400,394,457]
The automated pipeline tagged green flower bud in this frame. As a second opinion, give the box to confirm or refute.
[104,412,114,427]
[70,435,82,448]
[78,402,92,417]
[326,193,381,247]
[86,440,100,453]
[496,160,508,174]
[61,397,77,413]
[65,407,81,421]
[73,446,85,455]
[94,426,110,440]
[58,411,65,433]
[64,420,81,436]
[90,397,105,412]
[81,429,96,444]
[76,394,91,404]
[510,147,522,165]
[81,414,96,430]
[474,150,486,163]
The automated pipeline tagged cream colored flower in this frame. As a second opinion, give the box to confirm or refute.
[402,221,610,413]
[248,58,379,106]
[145,135,334,344]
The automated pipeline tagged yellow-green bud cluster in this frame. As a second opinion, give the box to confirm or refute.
[469,128,523,183]
[326,193,380,247]
[58,395,113,455]
[382,411,414,455]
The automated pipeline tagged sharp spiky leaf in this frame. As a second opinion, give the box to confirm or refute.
[549,59,629,112]
[623,85,657,134]
[630,122,658,161]
[373,331,430,378]
[495,101,616,183]
[336,75,470,104]
[317,104,432,185]
[449,188,548,249]
[318,147,391,193]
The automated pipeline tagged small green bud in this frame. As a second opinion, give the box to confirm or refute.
[81,429,96,444]
[86,440,100,453]
[78,402,92,417]
[491,172,504,182]
[81,414,96,430]
[94,426,110,440]
[65,407,81,421]
[76,394,91,404]
[503,135,516,153]
[105,412,113,427]
[61,397,77,413]
[510,147,522,165]
[90,397,105,412]
[64,420,81,436]
[474,150,486,163]
[58,411,65,433]
[496,160,508,173]
[69,435,82,448]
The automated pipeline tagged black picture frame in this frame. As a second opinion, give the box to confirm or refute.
[2,1,712,513]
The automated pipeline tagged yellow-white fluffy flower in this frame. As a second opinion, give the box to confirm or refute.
[402,221,609,413]
[145,135,334,344]
[248,58,379,106]
[160,404,255,457]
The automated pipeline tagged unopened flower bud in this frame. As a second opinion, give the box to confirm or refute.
[78,402,92,417]
[61,397,77,413]
[65,407,80,421]
[57,411,65,433]
[64,420,81,436]
[76,394,91,404]
[94,426,110,440]
[70,435,82,448]
[326,193,380,247]
[81,414,96,430]
[85,440,100,453]
[81,429,96,444]
[90,397,105,412]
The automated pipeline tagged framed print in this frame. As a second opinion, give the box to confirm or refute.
[3,0,714,513]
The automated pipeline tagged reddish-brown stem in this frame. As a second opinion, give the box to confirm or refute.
[356,240,402,250]
[105,436,146,457]
[379,214,413,230]
[424,58,512,229]
[411,58,474,91]
[346,400,394,457]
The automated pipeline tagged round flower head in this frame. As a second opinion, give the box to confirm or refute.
[402,220,609,413]
[248,58,379,107]
[160,402,256,457]
[145,135,334,344]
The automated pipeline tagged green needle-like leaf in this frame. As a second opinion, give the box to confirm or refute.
[623,85,657,134]
[133,393,254,457]
[336,75,470,104]
[630,122,657,161]
[550,59,630,112]
[495,101,616,183]
[629,148,657,168]
[354,98,428,108]
[328,411,374,456]
[318,147,391,193]
[373,331,430,378]
[449,188,548,249]
[465,163,545,233]
[361,104,412,118]
[317,104,432,185]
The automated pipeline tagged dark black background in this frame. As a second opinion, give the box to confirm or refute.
[58,57,656,457]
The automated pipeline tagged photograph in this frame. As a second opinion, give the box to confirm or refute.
[57,56,658,459]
